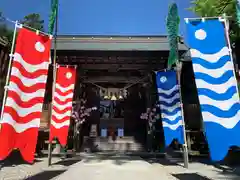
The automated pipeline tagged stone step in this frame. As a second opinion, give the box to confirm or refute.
[94,136,137,143]
[82,136,145,152]
[96,142,144,151]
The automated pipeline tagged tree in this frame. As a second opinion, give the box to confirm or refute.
[188,0,236,17]
[188,0,240,42]
[20,13,44,31]
[0,11,13,45]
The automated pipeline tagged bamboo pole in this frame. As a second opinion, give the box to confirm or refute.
[175,33,189,168]
[47,4,59,167]
[176,61,189,169]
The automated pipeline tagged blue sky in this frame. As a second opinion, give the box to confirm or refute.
[0,0,195,36]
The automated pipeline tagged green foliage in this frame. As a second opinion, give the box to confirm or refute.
[20,13,44,31]
[49,0,58,34]
[0,12,45,45]
[188,0,236,17]
[188,0,240,42]
[0,11,13,44]
[166,3,180,68]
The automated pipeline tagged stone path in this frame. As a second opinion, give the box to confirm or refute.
[54,154,177,180]
[0,156,66,180]
[52,153,240,180]
[1,153,240,180]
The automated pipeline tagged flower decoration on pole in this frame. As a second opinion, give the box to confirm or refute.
[140,103,160,133]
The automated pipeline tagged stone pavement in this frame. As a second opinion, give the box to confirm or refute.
[52,153,240,180]
[1,153,240,180]
[54,154,177,180]
[145,154,240,180]
[0,156,67,180]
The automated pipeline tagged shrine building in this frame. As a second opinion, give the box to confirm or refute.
[38,35,204,153]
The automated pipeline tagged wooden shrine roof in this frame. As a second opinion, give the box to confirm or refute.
[53,35,188,51]
[52,35,189,86]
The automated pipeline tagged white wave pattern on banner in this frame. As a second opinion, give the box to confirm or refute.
[2,50,49,132]
[156,70,184,146]
[50,66,76,146]
[190,47,229,63]
[14,53,49,72]
[193,61,233,78]
[0,28,51,163]
[186,19,240,161]
[1,114,40,133]
[51,70,75,129]
[191,47,240,129]
[158,85,183,130]
[162,120,183,131]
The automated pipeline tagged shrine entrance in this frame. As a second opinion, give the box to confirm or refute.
[45,35,188,152]
[77,83,150,152]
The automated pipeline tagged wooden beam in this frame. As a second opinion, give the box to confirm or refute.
[82,76,146,83]
[57,56,167,64]
[75,64,164,70]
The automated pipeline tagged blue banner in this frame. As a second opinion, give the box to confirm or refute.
[156,70,184,146]
[185,19,240,161]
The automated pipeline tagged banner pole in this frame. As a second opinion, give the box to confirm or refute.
[48,3,59,167]
[0,21,18,122]
[175,32,188,168]
[221,14,240,96]
[176,62,189,168]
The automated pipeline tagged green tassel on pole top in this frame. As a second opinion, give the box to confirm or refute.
[48,0,59,34]
[166,2,180,69]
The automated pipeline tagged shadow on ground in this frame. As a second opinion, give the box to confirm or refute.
[24,170,66,180]
[0,150,42,168]
[78,152,165,166]
[23,157,82,180]
[141,150,240,179]
[172,173,211,180]
[172,172,240,180]
[53,158,81,166]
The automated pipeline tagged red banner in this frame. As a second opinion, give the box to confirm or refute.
[49,66,76,146]
[0,28,51,163]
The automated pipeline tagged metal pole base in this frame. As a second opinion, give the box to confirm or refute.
[47,142,52,166]
[182,144,189,168]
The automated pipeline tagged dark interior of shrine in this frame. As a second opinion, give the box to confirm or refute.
[43,48,204,152]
